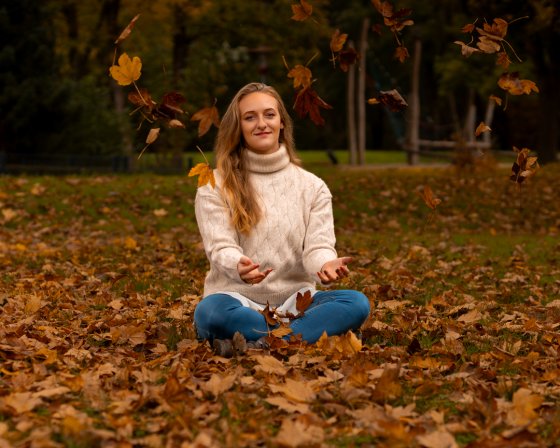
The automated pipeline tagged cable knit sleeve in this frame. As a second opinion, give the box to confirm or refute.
[302,180,338,278]
[194,183,244,281]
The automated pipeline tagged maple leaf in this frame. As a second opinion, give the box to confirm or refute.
[461,21,476,33]
[418,185,442,210]
[496,51,511,69]
[330,29,348,53]
[188,163,215,188]
[371,0,394,19]
[475,121,491,137]
[477,18,508,42]
[114,14,140,45]
[368,89,408,112]
[287,65,312,89]
[293,87,333,126]
[510,147,539,184]
[190,105,220,137]
[291,0,312,21]
[295,290,313,314]
[498,72,539,96]
[506,388,543,427]
[128,88,154,109]
[156,92,187,119]
[109,53,142,86]
[338,48,359,72]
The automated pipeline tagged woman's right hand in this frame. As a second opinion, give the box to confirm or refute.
[237,256,272,285]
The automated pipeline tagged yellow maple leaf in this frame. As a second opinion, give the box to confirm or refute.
[188,163,215,188]
[287,65,312,89]
[109,53,142,86]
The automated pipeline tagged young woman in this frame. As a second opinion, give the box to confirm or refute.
[193,82,369,350]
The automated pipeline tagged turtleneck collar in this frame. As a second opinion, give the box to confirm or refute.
[244,144,291,173]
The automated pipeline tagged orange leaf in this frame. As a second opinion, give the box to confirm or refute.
[191,106,220,137]
[510,147,539,184]
[330,29,348,53]
[498,72,539,96]
[188,163,215,188]
[394,46,409,63]
[109,53,142,86]
[461,22,476,33]
[260,302,279,326]
[295,290,313,314]
[506,388,543,427]
[287,65,312,89]
[114,14,140,45]
[475,121,491,137]
[145,127,160,145]
[293,87,332,126]
[489,94,503,106]
[496,51,511,69]
[291,0,312,21]
[418,185,441,210]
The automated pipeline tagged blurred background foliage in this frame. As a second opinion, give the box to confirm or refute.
[0,0,558,167]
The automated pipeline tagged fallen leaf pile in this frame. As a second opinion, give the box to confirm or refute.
[1,164,559,446]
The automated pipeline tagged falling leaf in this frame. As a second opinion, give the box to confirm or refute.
[157,92,187,118]
[293,87,333,126]
[368,89,408,112]
[454,41,481,57]
[114,14,140,45]
[498,72,539,95]
[330,29,348,53]
[394,46,410,63]
[489,94,503,106]
[475,121,491,137]
[510,147,539,184]
[109,53,142,86]
[338,48,359,72]
[260,302,279,326]
[188,163,215,188]
[291,0,313,21]
[496,51,511,69]
[461,21,476,33]
[191,105,220,137]
[137,128,160,159]
[168,119,185,128]
[418,185,442,210]
[287,65,312,89]
[295,290,313,314]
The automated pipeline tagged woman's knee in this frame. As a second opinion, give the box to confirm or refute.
[345,290,370,321]
[194,294,241,329]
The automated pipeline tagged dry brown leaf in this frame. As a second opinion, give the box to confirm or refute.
[475,121,491,137]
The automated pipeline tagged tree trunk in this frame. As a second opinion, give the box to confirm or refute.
[407,39,421,165]
[347,41,357,165]
[357,17,369,165]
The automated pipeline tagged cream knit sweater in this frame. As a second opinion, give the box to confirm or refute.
[194,144,338,307]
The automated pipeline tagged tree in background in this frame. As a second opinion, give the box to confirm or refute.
[0,0,120,157]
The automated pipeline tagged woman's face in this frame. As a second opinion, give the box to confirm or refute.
[238,92,284,154]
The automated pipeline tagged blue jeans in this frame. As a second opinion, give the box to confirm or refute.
[194,290,370,343]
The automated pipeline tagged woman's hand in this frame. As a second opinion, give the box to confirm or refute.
[237,256,272,285]
[317,256,353,285]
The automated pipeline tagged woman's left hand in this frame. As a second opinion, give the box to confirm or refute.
[317,257,353,285]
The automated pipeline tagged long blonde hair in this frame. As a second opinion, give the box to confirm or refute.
[215,83,300,234]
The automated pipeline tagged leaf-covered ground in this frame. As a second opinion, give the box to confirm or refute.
[0,163,559,447]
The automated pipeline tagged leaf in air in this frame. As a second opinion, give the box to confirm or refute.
[330,29,348,53]
[338,48,359,72]
[188,163,215,188]
[461,21,476,33]
[293,87,333,126]
[114,14,140,45]
[370,89,408,112]
[475,121,491,137]
[477,18,508,41]
[109,53,142,86]
[287,65,312,89]
[295,290,313,314]
[510,147,539,184]
[260,303,279,326]
[454,41,481,57]
[489,94,503,106]
[128,88,154,109]
[145,127,160,145]
[498,72,539,95]
[191,106,220,137]
[496,51,511,69]
[418,185,442,210]
[477,36,501,54]
[371,0,394,19]
[156,92,187,119]
[394,46,409,63]
[291,0,312,21]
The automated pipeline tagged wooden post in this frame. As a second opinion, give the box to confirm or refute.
[347,41,357,165]
[357,18,369,165]
[407,39,421,165]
